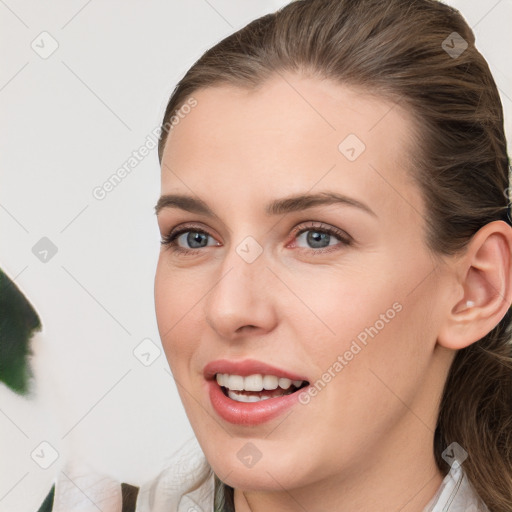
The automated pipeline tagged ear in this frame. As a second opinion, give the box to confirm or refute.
[437,220,512,350]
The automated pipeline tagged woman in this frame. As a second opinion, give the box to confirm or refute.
[37,0,512,510]
[152,0,512,510]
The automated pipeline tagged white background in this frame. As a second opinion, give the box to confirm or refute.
[0,1,510,510]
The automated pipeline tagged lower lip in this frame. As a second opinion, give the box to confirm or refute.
[207,379,309,426]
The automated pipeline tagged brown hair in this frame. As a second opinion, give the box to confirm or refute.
[157,0,512,510]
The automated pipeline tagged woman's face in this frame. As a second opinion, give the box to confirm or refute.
[154,74,453,493]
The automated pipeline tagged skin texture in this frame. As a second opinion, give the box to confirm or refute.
[154,73,512,512]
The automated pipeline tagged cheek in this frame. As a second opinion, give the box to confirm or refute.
[154,262,172,341]
[303,256,437,407]
[154,261,191,366]
[332,283,437,419]
[292,266,405,357]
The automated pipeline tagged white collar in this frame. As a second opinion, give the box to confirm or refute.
[134,443,489,512]
[422,463,489,512]
[49,441,488,511]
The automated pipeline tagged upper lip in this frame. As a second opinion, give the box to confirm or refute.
[203,358,310,383]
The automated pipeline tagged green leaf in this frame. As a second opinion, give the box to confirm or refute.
[0,268,42,396]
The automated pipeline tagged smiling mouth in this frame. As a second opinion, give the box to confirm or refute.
[215,373,309,402]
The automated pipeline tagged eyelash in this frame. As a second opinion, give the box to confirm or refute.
[160,222,352,256]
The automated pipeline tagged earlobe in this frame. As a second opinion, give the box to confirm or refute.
[437,221,512,351]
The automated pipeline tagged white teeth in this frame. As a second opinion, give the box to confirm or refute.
[262,375,279,390]
[244,374,263,391]
[278,378,292,389]
[215,373,305,392]
[227,390,273,402]
[226,374,244,390]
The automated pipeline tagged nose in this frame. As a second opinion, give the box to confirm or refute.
[203,242,278,340]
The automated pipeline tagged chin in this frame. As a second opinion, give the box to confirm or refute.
[221,469,297,492]
[207,452,311,492]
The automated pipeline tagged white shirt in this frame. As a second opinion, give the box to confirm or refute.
[50,438,489,512]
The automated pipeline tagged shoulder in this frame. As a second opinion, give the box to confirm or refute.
[34,459,140,512]
[35,439,213,512]
[36,482,139,512]
[36,481,139,512]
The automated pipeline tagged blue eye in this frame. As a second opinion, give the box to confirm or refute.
[160,226,217,254]
[292,222,351,251]
[174,231,210,249]
[160,222,352,255]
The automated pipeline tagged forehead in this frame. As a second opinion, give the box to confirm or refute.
[163,73,415,153]
[160,73,422,220]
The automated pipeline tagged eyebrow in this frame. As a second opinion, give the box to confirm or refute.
[154,191,377,218]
